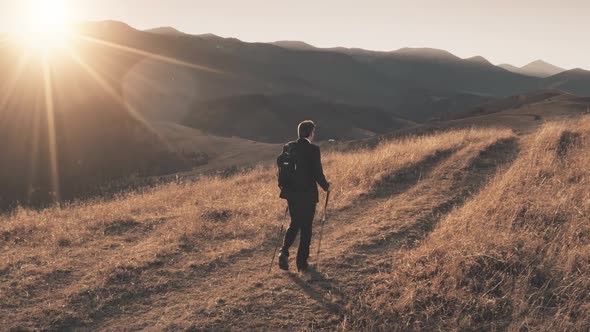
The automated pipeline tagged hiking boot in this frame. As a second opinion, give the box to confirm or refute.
[278,251,289,271]
[297,261,309,272]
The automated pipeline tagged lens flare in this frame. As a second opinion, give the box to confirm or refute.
[13,0,72,51]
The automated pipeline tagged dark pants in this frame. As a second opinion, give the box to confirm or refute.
[281,197,317,266]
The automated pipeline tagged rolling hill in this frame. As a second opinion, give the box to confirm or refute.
[75,21,555,120]
[498,63,521,73]
[541,68,590,97]
[272,40,587,98]
[144,26,187,36]
[151,122,280,174]
[428,90,590,133]
[341,90,590,151]
[0,40,200,209]
[368,52,537,96]
[75,21,590,121]
[76,21,410,111]
[500,60,565,78]
[182,94,414,143]
[2,118,589,330]
[271,41,540,96]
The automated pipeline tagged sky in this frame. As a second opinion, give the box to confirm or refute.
[1,0,589,69]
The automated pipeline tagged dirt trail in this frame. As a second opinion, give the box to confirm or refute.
[14,134,521,331]
[73,135,520,331]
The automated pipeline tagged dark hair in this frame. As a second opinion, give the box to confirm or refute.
[298,120,316,138]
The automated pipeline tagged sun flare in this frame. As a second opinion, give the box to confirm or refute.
[12,0,72,52]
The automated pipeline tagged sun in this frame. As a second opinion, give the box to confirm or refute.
[13,0,72,52]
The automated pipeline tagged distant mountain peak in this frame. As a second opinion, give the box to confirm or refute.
[527,59,553,66]
[504,60,566,78]
[521,59,564,72]
[498,59,565,78]
[145,26,186,36]
[465,56,492,65]
[196,33,222,39]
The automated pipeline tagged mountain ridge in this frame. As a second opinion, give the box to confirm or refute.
[271,40,316,50]
[145,26,186,36]
[541,68,590,96]
[500,59,566,78]
[79,22,589,73]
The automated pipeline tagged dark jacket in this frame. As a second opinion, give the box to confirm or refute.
[280,138,329,202]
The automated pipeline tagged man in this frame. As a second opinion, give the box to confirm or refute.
[279,120,330,272]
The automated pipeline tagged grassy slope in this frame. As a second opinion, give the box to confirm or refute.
[1,118,589,331]
[361,120,590,331]
[152,121,280,173]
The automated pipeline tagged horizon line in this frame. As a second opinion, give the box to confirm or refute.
[2,19,587,71]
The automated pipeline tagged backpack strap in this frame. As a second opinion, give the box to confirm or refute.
[286,141,297,153]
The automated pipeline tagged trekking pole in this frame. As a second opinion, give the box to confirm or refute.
[315,190,331,269]
[268,206,289,273]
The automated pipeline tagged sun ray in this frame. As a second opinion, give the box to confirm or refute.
[76,35,228,76]
[66,47,175,151]
[0,52,31,113]
[42,52,61,202]
[27,94,42,203]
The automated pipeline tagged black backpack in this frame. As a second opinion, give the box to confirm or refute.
[277,142,297,195]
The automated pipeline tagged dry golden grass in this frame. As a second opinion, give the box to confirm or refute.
[326,128,511,210]
[360,119,590,331]
[1,120,588,331]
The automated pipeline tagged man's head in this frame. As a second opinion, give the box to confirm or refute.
[298,120,316,142]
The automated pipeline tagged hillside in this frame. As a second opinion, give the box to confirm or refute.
[75,21,411,111]
[346,90,590,151]
[0,39,199,209]
[144,27,186,36]
[520,60,566,77]
[269,41,539,97]
[542,68,590,97]
[182,94,415,143]
[369,51,536,97]
[75,21,585,121]
[500,60,566,78]
[151,122,280,173]
[1,117,589,330]
[437,90,590,133]
[498,63,522,73]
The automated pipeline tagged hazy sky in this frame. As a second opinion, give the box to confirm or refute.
[2,0,589,69]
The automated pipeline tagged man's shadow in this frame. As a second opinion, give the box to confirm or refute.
[286,267,347,317]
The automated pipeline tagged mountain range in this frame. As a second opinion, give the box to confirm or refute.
[273,40,572,78]
[111,22,590,117]
[1,20,590,207]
